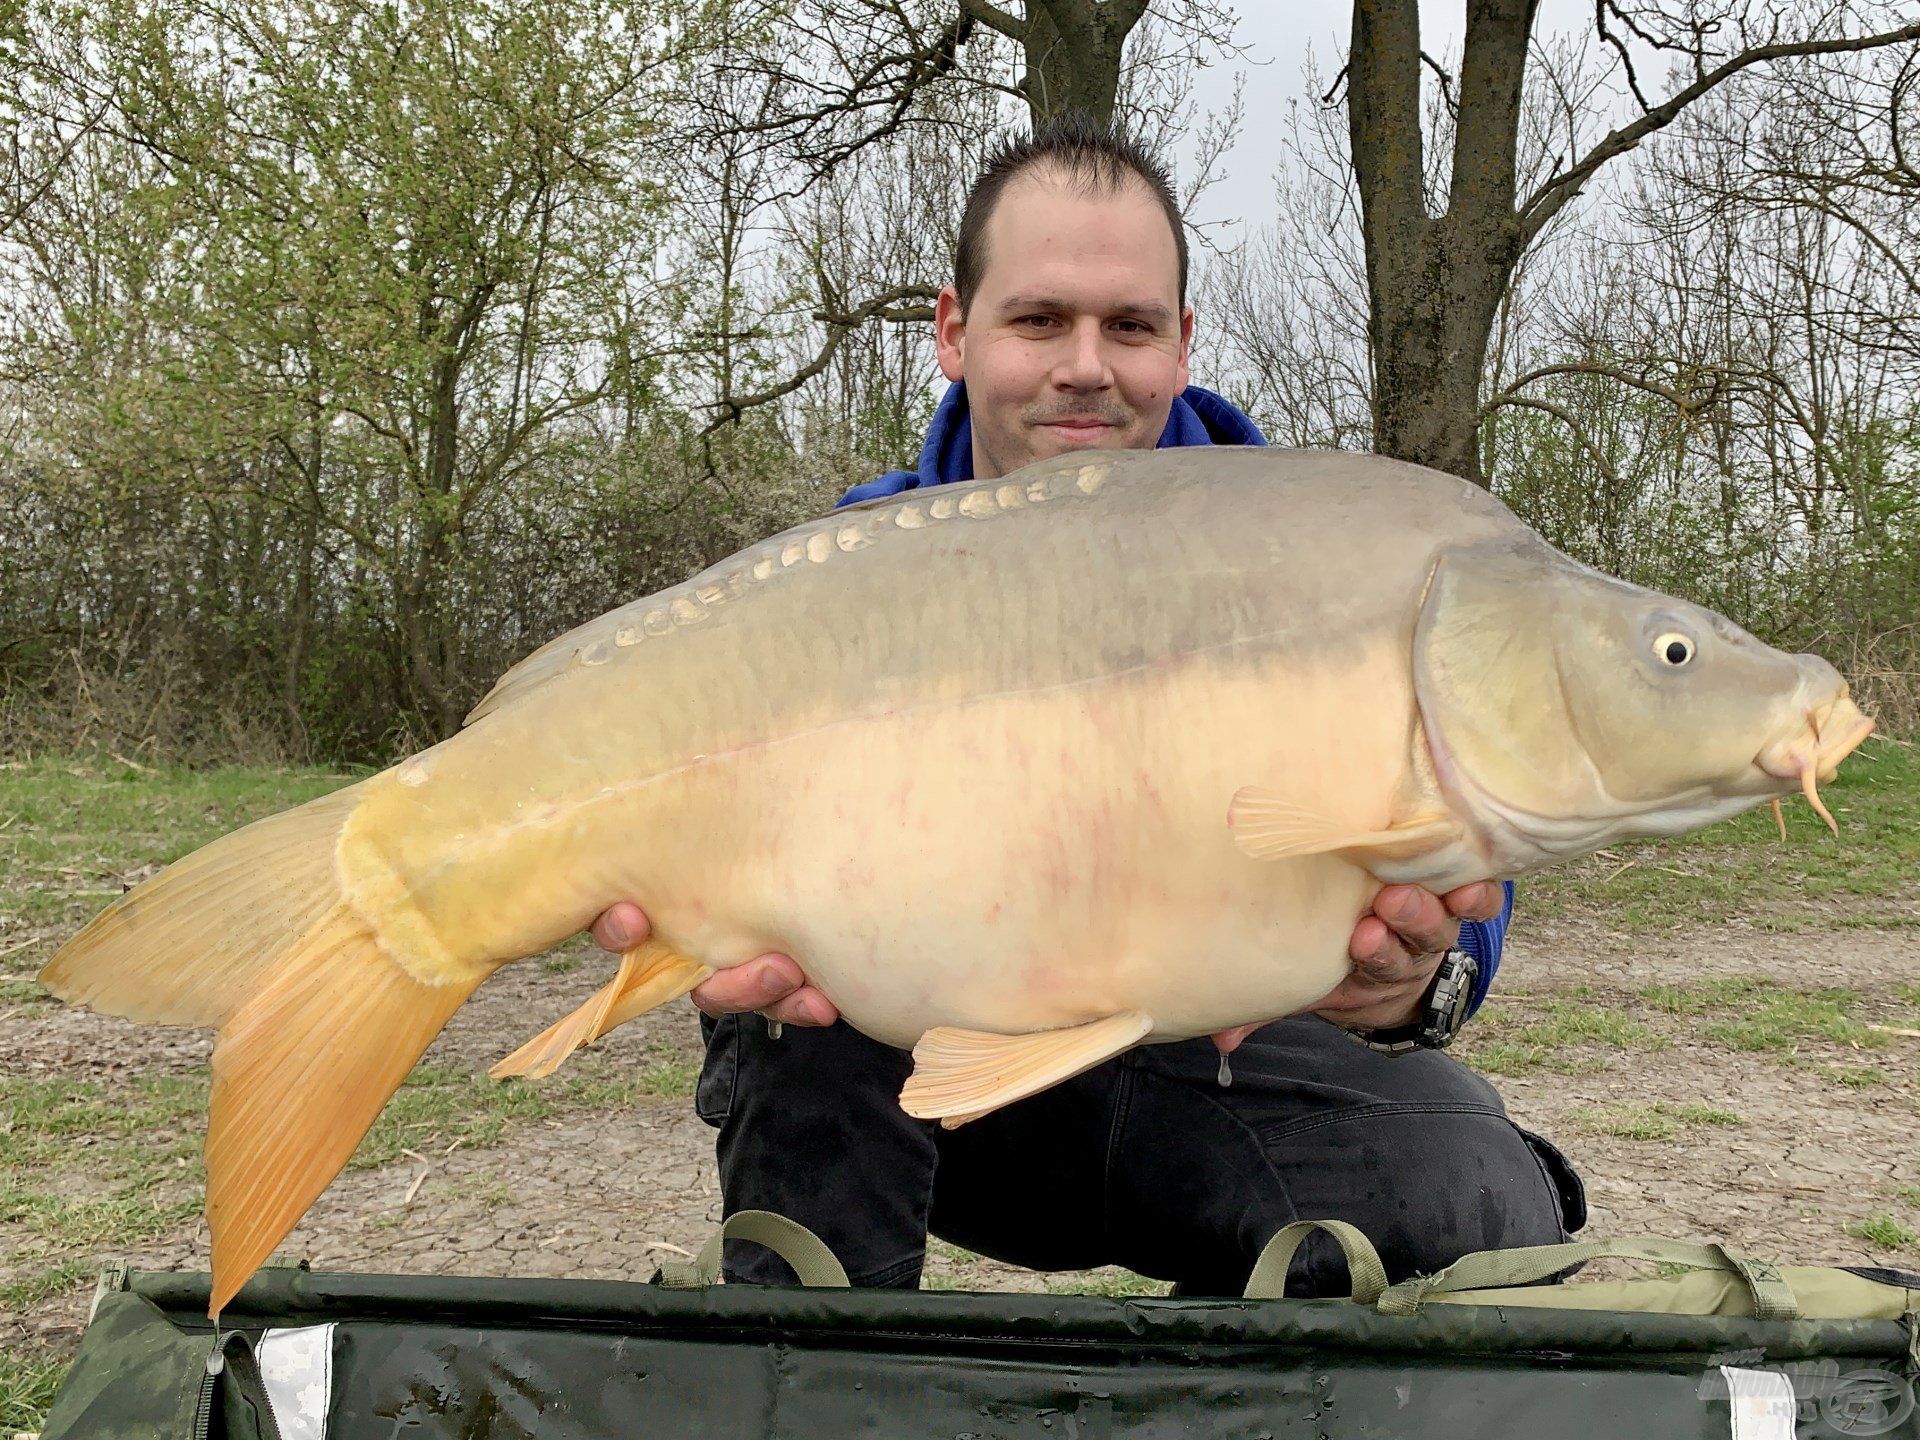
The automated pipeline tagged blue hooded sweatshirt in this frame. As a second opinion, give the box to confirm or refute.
[836,380,1512,1017]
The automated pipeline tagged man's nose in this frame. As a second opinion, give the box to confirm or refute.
[1051,319,1112,390]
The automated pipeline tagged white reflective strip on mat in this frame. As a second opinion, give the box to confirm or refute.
[257,1323,335,1440]
[1720,1366,1796,1440]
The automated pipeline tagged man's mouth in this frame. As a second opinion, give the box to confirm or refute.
[1035,416,1121,443]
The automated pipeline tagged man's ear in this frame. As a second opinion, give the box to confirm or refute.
[1175,305,1194,393]
[934,285,966,382]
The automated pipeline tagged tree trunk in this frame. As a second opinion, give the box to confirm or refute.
[1020,0,1145,124]
[961,0,1150,128]
[1349,0,1533,486]
[1364,219,1518,482]
[282,425,322,757]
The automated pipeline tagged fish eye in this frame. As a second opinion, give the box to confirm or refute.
[1653,631,1696,667]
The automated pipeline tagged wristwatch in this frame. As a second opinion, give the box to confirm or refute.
[1343,947,1479,1056]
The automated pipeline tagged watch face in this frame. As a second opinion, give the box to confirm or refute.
[1423,950,1478,1047]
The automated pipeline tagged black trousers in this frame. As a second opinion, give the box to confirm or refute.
[694,1011,1586,1297]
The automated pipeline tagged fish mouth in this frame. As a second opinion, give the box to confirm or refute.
[1754,690,1875,835]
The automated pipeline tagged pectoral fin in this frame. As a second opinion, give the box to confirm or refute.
[1228,788,1460,863]
[900,1011,1152,1129]
[490,939,712,1081]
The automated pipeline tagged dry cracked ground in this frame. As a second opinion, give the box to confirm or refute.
[3,751,1919,1426]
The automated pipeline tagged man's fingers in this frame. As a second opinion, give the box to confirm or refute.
[1370,884,1461,957]
[690,953,804,1016]
[1210,1022,1264,1056]
[690,954,839,1027]
[758,986,840,1028]
[590,901,650,953]
[1442,880,1505,924]
[1347,913,1415,980]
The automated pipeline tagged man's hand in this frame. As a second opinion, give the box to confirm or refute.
[589,902,839,1027]
[1210,881,1504,1056]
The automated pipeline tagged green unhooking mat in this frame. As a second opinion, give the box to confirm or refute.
[40,1215,1920,1438]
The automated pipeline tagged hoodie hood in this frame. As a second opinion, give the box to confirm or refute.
[836,381,1267,509]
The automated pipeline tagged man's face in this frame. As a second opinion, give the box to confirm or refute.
[935,168,1194,480]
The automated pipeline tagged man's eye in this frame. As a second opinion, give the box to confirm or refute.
[1016,315,1057,330]
[1112,320,1150,335]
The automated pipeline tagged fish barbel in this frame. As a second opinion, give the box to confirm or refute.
[40,448,1873,1313]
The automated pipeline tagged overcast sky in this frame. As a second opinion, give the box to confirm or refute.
[1181,0,1602,234]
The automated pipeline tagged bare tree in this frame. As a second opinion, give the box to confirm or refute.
[1344,0,1920,484]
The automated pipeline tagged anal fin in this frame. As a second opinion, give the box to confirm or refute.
[490,939,712,1081]
[900,1011,1152,1129]
[1228,787,1459,863]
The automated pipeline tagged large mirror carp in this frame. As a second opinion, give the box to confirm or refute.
[41,448,1875,1314]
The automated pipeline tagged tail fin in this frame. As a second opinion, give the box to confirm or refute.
[38,782,483,1317]
[205,905,478,1314]
[39,782,368,1025]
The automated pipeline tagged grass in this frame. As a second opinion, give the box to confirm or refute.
[0,1073,209,1264]
[1634,978,1892,1056]
[1820,1065,1886,1089]
[1703,998,1887,1054]
[1848,1213,1920,1252]
[1,756,702,1313]
[1459,999,1667,1075]
[1045,1269,1168,1299]
[0,1349,67,1432]
[1638,977,1781,1014]
[1463,974,1910,1072]
[0,1048,696,1332]
[0,1257,92,1310]
[0,1185,203,1252]
[1517,737,1920,931]
[0,755,362,978]
[0,1074,207,1166]
[0,1051,694,1237]
[467,1175,517,1213]
[920,1239,1166,1299]
[1568,1100,1742,1142]
[354,1054,699,1169]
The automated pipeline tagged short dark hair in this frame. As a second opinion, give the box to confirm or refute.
[953,113,1188,317]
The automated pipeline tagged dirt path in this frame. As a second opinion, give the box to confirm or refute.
[1472,920,1920,1262]
[6,916,1919,1369]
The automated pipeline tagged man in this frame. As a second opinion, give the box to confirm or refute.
[591,118,1584,1295]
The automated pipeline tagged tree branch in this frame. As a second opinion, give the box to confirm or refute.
[708,12,976,180]
[705,284,941,432]
[1483,358,1739,417]
[1520,19,1920,244]
[1447,0,1534,231]
[1349,0,1428,232]
[957,0,1028,43]
[1483,393,1623,485]
[1420,48,1458,117]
